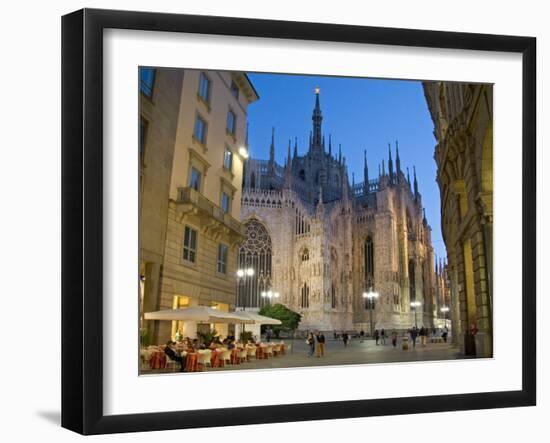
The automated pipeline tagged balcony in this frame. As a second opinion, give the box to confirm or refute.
[176,187,245,242]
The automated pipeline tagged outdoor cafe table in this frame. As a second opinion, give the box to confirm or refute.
[185,352,199,372]
[149,351,166,370]
[230,348,240,365]
[210,350,224,368]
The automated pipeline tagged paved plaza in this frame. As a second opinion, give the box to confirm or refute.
[144,337,471,375]
[209,338,467,372]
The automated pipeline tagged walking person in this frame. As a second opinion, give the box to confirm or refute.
[374,329,380,346]
[391,330,398,348]
[420,326,427,346]
[315,332,325,357]
[410,326,418,348]
[380,329,386,345]
[442,325,449,343]
[266,327,272,342]
[342,332,349,347]
[306,332,315,357]
[359,329,365,343]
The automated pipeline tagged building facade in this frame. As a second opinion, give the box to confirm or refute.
[239,89,438,333]
[423,82,493,357]
[139,68,258,343]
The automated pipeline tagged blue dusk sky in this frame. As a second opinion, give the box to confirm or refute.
[246,72,446,263]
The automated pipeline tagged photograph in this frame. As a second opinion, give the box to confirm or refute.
[138,68,493,374]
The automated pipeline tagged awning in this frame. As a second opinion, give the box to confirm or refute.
[231,311,282,325]
[144,306,254,324]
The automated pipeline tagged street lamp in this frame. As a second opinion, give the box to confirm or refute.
[261,290,280,305]
[236,267,255,309]
[410,300,422,328]
[440,306,450,329]
[362,290,379,337]
[236,268,254,336]
[238,146,249,159]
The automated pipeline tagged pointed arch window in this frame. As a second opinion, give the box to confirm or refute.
[364,236,375,288]
[301,248,310,262]
[331,283,337,309]
[409,259,416,302]
[301,283,310,308]
[238,219,272,308]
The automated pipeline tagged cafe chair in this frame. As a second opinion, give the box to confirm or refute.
[197,350,212,371]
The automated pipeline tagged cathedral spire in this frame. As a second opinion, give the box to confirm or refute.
[338,144,342,164]
[287,139,292,166]
[328,134,332,156]
[322,134,326,152]
[395,140,401,175]
[269,127,275,163]
[407,166,411,187]
[388,143,394,182]
[293,137,298,158]
[284,140,292,189]
[413,165,419,198]
[382,159,386,176]
[363,149,369,191]
[311,87,323,149]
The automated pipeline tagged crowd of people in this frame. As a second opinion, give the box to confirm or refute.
[160,325,453,371]
[338,325,451,349]
[163,333,269,372]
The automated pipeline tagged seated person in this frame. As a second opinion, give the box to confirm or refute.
[164,341,186,372]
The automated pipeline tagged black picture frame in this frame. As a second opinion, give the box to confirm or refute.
[62,8,536,435]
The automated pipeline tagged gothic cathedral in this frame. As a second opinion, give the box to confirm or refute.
[238,89,438,333]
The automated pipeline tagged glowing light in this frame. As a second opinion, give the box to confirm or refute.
[238,146,249,158]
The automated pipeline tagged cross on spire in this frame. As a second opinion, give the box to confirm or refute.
[311,87,323,149]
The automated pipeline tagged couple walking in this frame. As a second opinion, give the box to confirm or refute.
[306,332,326,357]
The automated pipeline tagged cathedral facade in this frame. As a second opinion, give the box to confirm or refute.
[238,89,438,333]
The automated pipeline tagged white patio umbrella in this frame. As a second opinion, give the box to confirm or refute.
[231,311,282,325]
[144,306,254,324]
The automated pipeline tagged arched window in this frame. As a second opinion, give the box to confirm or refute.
[301,248,309,262]
[238,219,272,308]
[409,259,416,302]
[301,283,310,308]
[364,236,375,288]
[331,283,337,309]
[406,209,414,238]
[299,169,306,181]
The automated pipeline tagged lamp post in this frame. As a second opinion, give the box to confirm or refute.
[236,267,255,309]
[440,306,450,329]
[410,300,422,328]
[260,290,280,306]
[261,290,279,343]
[362,290,379,337]
[236,268,254,337]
